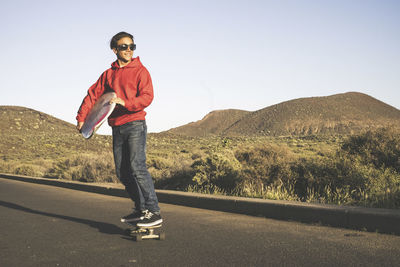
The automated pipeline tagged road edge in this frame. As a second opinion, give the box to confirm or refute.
[1,173,399,235]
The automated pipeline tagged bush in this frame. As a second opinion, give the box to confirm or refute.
[341,127,400,172]
[191,152,241,193]
[149,152,195,190]
[44,153,117,183]
[14,165,36,176]
[235,143,295,191]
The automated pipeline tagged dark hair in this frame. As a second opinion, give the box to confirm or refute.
[110,32,134,49]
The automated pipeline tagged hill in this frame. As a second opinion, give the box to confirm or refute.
[167,109,250,137]
[0,106,112,162]
[166,92,400,136]
[1,106,76,134]
[225,92,400,136]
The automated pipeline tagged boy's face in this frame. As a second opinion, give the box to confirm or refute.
[113,37,134,64]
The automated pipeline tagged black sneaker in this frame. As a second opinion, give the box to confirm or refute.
[121,210,146,223]
[136,211,163,227]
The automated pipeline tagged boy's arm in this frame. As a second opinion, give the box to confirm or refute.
[76,72,107,124]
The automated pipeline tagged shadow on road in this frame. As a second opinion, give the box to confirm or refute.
[0,200,125,235]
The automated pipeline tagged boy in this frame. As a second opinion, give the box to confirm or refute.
[76,32,162,227]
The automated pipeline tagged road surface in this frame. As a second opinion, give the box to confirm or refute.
[1,178,399,266]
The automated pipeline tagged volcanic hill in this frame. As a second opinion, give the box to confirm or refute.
[166,92,400,136]
[167,109,250,137]
[0,106,112,161]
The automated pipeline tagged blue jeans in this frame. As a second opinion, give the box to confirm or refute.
[112,120,160,213]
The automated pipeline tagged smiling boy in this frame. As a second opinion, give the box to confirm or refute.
[76,32,162,227]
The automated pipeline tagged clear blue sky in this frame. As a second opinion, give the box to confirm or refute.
[1,0,399,134]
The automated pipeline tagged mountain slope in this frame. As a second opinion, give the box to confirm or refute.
[0,106,76,134]
[167,109,250,137]
[0,106,112,161]
[166,92,400,137]
[224,92,400,136]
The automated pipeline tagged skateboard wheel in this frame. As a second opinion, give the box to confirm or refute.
[135,235,143,242]
[159,232,166,241]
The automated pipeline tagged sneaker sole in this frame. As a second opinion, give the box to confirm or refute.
[121,217,144,223]
[136,219,163,228]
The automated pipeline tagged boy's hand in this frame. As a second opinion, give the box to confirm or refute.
[110,97,125,107]
[76,121,84,132]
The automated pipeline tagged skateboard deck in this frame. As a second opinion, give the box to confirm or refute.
[81,92,116,139]
[124,222,165,241]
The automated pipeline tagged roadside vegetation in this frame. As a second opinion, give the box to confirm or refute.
[1,126,399,209]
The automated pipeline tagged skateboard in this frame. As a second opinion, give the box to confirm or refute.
[81,92,116,139]
[124,222,165,241]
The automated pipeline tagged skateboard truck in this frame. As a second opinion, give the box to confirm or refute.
[125,223,165,241]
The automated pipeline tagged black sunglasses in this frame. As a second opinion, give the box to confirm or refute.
[117,43,136,51]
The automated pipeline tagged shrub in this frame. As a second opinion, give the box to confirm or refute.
[341,127,400,172]
[44,153,117,183]
[149,153,194,190]
[14,165,36,176]
[191,152,241,192]
[234,143,295,191]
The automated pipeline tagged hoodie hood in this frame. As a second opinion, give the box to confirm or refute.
[111,56,142,69]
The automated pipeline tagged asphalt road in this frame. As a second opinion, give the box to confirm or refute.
[1,178,400,267]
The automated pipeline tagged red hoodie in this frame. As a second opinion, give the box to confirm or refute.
[76,57,154,127]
